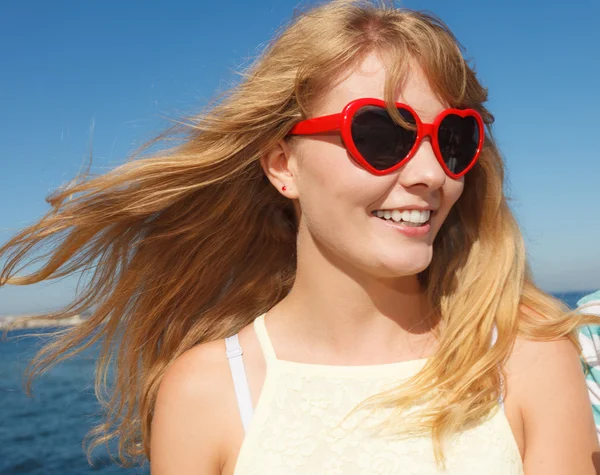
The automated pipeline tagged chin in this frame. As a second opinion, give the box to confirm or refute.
[370,253,432,279]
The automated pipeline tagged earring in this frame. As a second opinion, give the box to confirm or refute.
[282,186,287,191]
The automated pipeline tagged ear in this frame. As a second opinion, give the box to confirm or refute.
[260,139,299,199]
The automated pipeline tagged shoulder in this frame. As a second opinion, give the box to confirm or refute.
[505,334,585,425]
[150,338,235,474]
[157,338,233,407]
[505,334,599,473]
[506,334,582,379]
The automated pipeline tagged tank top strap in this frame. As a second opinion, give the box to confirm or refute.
[490,323,506,411]
[253,313,278,363]
[491,325,499,347]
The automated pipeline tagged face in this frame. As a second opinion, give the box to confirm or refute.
[283,52,464,279]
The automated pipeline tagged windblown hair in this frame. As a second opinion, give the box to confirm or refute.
[1,0,598,468]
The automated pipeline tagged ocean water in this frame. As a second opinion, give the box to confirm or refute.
[1,332,150,474]
[0,290,596,474]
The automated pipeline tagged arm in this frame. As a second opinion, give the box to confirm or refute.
[150,341,229,475]
[507,336,599,474]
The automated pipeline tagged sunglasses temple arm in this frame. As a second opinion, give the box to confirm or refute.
[288,113,342,135]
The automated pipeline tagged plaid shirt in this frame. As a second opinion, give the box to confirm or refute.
[577,290,600,441]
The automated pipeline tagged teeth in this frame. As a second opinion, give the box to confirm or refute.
[373,209,431,224]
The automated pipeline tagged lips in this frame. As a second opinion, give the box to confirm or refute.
[373,214,432,237]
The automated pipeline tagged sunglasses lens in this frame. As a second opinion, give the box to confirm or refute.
[351,106,417,171]
[437,114,481,175]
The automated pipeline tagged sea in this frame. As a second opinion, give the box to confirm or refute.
[0,290,595,474]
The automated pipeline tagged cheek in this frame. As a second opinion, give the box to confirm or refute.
[294,139,389,234]
[434,179,464,229]
[446,178,465,206]
[295,139,368,209]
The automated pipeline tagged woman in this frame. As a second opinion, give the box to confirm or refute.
[2,1,599,474]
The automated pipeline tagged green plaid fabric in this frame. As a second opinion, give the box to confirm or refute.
[577,290,600,441]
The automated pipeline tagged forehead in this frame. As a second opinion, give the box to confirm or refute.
[313,52,447,122]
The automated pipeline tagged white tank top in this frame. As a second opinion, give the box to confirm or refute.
[226,313,524,474]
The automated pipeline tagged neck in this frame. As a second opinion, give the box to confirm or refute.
[269,232,439,365]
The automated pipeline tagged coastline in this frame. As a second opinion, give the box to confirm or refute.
[0,290,592,332]
[0,314,85,331]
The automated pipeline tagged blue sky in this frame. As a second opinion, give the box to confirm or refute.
[1,0,599,315]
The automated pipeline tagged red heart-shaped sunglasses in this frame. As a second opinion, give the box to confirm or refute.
[287,98,485,178]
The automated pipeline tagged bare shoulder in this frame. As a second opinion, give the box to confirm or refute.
[150,338,235,475]
[505,333,599,474]
[506,334,583,376]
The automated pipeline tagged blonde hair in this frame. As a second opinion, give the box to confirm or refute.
[1,0,598,468]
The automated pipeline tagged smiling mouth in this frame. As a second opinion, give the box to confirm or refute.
[371,209,432,227]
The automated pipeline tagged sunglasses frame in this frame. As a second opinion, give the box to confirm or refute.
[288,97,485,178]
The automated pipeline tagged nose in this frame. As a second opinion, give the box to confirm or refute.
[397,138,446,190]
